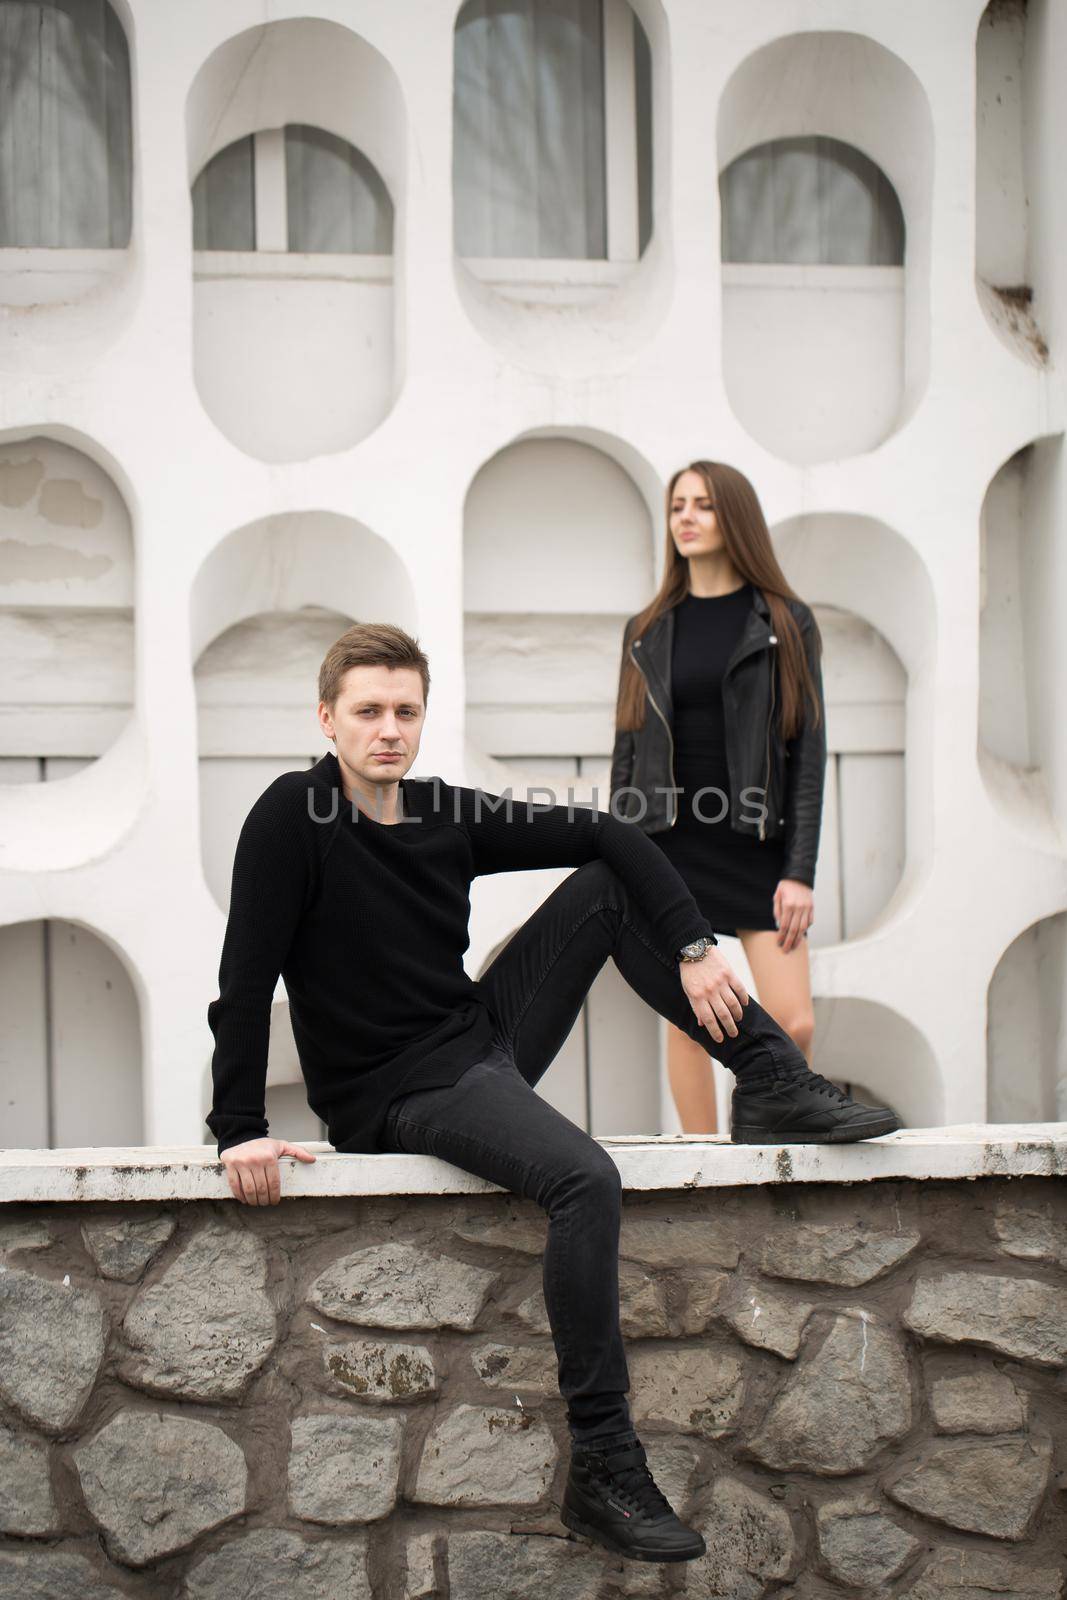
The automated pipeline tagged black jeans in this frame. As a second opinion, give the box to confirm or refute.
[379,858,806,1447]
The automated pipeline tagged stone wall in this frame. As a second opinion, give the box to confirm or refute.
[2,1173,1067,1598]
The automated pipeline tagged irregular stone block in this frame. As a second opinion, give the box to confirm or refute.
[630,1347,744,1438]
[0,1218,52,1255]
[0,1265,106,1429]
[993,1197,1067,1266]
[308,1242,494,1331]
[777,1582,850,1600]
[80,1210,176,1281]
[514,1284,552,1334]
[620,1216,740,1270]
[904,1271,1067,1367]
[720,1279,814,1359]
[749,1310,911,1473]
[0,1549,128,1599]
[0,1422,58,1535]
[184,1527,372,1600]
[646,1435,702,1517]
[413,1404,556,1506]
[674,1270,730,1335]
[472,1342,557,1394]
[901,1546,1064,1599]
[452,1209,547,1256]
[446,1530,602,1600]
[323,1337,436,1401]
[405,1531,438,1599]
[74,1410,247,1566]
[929,1369,1026,1434]
[758,1223,920,1286]
[288,1412,402,1524]
[684,1475,796,1598]
[618,1260,671,1336]
[117,1216,276,1400]
[815,1496,920,1586]
[888,1435,1051,1541]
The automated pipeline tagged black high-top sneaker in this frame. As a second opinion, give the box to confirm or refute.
[561,1439,706,1562]
[731,1070,900,1144]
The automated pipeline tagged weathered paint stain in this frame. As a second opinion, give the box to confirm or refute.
[0,538,113,584]
[38,478,104,528]
[0,456,45,507]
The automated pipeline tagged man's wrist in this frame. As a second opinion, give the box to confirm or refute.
[677,934,715,962]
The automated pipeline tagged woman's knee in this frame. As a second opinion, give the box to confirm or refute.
[782,1010,815,1056]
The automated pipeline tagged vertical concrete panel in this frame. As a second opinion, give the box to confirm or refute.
[49,920,142,1147]
[838,753,906,939]
[0,920,49,1146]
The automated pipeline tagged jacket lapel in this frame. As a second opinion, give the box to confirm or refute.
[633,605,674,718]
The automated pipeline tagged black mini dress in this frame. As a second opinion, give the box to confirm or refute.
[650,585,785,938]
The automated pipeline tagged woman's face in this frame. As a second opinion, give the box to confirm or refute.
[669,470,723,557]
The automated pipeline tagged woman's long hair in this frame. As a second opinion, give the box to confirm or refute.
[615,460,823,740]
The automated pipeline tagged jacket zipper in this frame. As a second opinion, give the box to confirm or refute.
[760,637,777,841]
[631,640,677,828]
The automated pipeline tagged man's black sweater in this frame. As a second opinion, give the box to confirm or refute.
[206,750,713,1156]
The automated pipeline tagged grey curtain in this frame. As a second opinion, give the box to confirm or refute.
[721,136,905,267]
[192,136,255,252]
[453,0,607,260]
[0,0,131,247]
[191,126,393,255]
[285,126,393,254]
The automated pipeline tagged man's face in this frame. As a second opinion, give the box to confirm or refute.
[318,664,425,785]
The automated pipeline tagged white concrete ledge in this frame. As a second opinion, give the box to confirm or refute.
[1,1126,1066,1203]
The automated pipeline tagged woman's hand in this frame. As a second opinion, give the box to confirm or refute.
[678,948,750,1043]
[773,879,814,952]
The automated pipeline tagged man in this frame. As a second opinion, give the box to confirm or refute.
[207,622,898,1565]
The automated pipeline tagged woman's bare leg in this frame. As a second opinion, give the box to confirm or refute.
[666,1021,718,1133]
[737,929,815,1062]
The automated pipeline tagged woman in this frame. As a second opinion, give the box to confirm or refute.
[609,460,826,1134]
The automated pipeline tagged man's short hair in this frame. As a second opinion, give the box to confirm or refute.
[318,623,431,710]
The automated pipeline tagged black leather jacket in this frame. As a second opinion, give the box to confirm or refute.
[608,589,826,887]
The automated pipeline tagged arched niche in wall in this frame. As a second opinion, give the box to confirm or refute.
[978,436,1066,847]
[0,917,142,1146]
[717,33,933,463]
[186,19,405,461]
[812,996,941,1128]
[772,513,937,937]
[974,0,1050,366]
[463,433,656,795]
[0,434,134,785]
[987,912,1067,1122]
[452,0,669,374]
[476,927,660,1136]
[191,510,417,911]
[0,0,136,334]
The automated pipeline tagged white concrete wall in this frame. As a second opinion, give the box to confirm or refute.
[0,0,1064,1148]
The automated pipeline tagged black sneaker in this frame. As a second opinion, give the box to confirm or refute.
[561,1440,706,1563]
[731,1070,901,1144]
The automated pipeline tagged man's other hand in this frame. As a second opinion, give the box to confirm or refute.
[220,1138,316,1205]
[678,948,750,1043]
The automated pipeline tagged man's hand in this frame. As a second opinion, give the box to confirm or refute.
[220,1137,316,1206]
[773,879,814,952]
[678,948,750,1043]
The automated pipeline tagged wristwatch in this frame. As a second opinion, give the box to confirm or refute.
[677,935,714,962]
